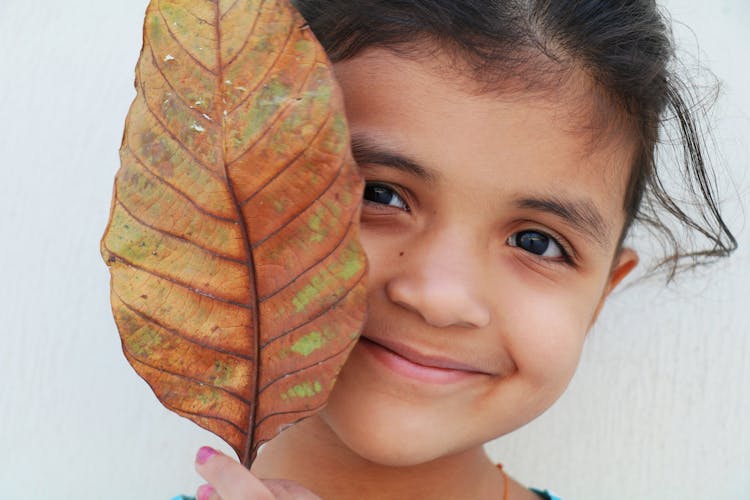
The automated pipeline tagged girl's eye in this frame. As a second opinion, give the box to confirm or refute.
[363,182,409,211]
[508,230,564,259]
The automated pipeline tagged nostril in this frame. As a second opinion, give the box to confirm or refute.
[464,307,491,329]
[394,298,489,329]
[454,320,484,329]
[393,298,422,317]
[429,303,490,329]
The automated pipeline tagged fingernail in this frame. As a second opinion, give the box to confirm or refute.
[197,484,215,500]
[196,446,218,465]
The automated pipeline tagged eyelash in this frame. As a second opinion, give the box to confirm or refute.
[507,229,574,266]
[362,182,575,266]
[362,182,410,211]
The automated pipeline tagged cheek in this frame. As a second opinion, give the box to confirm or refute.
[359,228,407,297]
[498,283,594,386]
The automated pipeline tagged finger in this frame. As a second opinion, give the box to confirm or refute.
[195,446,275,500]
[196,483,220,500]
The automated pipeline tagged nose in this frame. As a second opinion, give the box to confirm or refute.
[385,229,491,329]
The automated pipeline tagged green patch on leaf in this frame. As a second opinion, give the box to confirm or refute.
[290,327,337,357]
[128,325,164,358]
[211,361,233,387]
[280,381,323,401]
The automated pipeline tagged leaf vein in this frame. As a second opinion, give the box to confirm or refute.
[220,0,241,20]
[106,243,251,309]
[258,334,358,394]
[260,271,366,348]
[254,400,327,429]
[250,155,346,249]
[156,0,217,76]
[173,407,248,436]
[226,57,319,168]
[222,0,269,69]
[146,42,219,129]
[124,345,252,405]
[184,3,216,27]
[115,199,244,265]
[114,290,254,361]
[136,71,225,183]
[125,146,238,223]
[258,217,355,302]
[238,110,333,207]
[213,0,261,468]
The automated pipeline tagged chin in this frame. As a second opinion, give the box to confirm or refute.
[320,405,451,467]
[317,354,454,466]
[318,347,507,467]
[319,377,492,468]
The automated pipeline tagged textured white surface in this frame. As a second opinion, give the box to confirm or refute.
[0,1,747,499]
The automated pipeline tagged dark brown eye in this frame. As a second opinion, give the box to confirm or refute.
[508,230,563,258]
[363,182,409,210]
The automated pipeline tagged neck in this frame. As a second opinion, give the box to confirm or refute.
[251,415,504,500]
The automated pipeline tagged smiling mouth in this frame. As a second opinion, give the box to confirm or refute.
[358,336,491,384]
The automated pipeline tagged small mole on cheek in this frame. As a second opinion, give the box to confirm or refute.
[399,251,404,257]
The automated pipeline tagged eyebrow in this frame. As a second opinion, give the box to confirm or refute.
[350,133,438,183]
[350,134,610,248]
[514,195,611,249]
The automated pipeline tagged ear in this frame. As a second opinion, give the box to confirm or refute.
[589,247,639,328]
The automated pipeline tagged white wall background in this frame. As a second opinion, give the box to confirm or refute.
[0,1,747,499]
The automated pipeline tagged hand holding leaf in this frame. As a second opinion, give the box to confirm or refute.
[101,0,367,466]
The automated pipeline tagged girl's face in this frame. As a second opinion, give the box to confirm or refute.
[319,48,638,466]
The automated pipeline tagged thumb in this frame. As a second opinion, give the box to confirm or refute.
[195,447,274,500]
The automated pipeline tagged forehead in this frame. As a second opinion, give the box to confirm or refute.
[333,48,637,243]
[336,46,635,150]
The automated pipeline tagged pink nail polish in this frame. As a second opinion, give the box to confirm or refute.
[197,484,215,500]
[196,446,218,465]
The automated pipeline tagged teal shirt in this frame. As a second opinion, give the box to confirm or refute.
[531,488,565,500]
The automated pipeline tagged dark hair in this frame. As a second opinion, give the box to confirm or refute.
[292,0,737,279]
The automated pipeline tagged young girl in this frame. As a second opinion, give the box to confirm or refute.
[182,1,736,498]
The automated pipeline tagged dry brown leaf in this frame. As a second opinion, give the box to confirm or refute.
[101,0,367,466]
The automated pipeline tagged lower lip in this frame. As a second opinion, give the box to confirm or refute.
[358,337,483,384]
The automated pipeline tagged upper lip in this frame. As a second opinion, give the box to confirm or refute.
[361,335,494,374]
